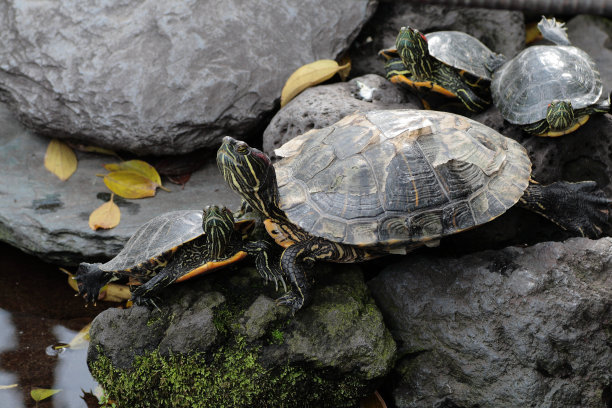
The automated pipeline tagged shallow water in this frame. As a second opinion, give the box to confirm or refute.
[0,243,111,408]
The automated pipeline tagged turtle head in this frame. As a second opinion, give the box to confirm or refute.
[203,205,235,259]
[546,100,574,131]
[396,26,433,79]
[217,137,280,217]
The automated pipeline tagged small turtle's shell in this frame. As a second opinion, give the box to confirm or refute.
[491,45,602,125]
[274,110,531,247]
[427,31,496,81]
[100,210,203,272]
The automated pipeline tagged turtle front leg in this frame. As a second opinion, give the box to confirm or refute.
[518,180,611,238]
[244,240,286,291]
[75,263,115,303]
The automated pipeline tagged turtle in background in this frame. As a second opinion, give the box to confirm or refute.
[217,110,611,314]
[490,17,611,136]
[379,27,505,113]
[76,205,283,306]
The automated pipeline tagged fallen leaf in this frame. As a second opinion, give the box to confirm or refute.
[525,21,543,44]
[167,173,192,187]
[337,55,352,81]
[103,171,159,199]
[0,384,18,390]
[89,194,121,230]
[280,59,351,107]
[100,283,132,302]
[31,388,62,402]
[67,323,91,349]
[104,160,165,188]
[44,139,77,181]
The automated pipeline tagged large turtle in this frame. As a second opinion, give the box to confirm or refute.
[379,27,504,113]
[76,205,283,306]
[217,109,611,313]
[491,17,611,136]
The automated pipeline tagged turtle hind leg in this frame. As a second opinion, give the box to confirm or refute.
[75,263,115,303]
[518,180,611,238]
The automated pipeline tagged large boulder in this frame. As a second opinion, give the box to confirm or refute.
[369,237,612,408]
[0,102,240,265]
[0,0,376,155]
[87,264,396,407]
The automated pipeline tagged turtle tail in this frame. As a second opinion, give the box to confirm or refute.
[75,262,114,303]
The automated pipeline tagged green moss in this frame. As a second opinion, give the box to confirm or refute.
[90,336,369,408]
[270,328,284,344]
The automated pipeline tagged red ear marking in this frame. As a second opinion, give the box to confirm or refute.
[252,150,271,165]
[419,33,427,42]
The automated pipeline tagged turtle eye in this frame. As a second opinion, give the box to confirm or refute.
[235,142,249,154]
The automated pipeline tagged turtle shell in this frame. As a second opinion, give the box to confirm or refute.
[426,31,497,81]
[491,45,602,125]
[274,110,531,247]
[100,210,203,272]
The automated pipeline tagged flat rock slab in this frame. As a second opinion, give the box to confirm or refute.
[0,103,240,265]
[0,0,375,155]
[369,237,612,408]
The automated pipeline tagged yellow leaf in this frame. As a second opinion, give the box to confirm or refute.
[30,388,62,402]
[0,384,18,390]
[103,171,158,199]
[104,160,164,187]
[280,60,350,107]
[44,139,77,181]
[337,56,352,81]
[89,194,121,230]
[67,322,91,349]
[103,283,132,302]
[81,145,120,157]
[67,274,79,292]
[525,21,543,44]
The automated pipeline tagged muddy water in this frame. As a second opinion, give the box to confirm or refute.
[0,243,111,408]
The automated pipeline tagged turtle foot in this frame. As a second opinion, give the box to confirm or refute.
[75,264,113,304]
[130,293,162,311]
[276,291,304,315]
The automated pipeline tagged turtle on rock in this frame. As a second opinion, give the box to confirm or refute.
[76,205,283,306]
[491,17,611,136]
[379,26,505,113]
[217,110,611,314]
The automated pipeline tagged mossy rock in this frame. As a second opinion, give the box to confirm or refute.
[87,264,396,407]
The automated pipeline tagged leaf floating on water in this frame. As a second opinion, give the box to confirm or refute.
[30,388,62,402]
[89,194,121,230]
[359,390,387,408]
[280,59,351,107]
[103,171,159,199]
[44,139,77,181]
[0,384,18,390]
[67,322,91,349]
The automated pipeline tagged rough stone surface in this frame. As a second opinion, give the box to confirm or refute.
[349,2,525,79]
[0,0,376,155]
[567,15,612,91]
[369,237,612,408]
[0,102,240,265]
[262,74,419,157]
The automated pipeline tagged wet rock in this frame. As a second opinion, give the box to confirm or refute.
[262,74,419,157]
[87,264,396,407]
[350,2,525,79]
[0,102,240,265]
[369,237,612,408]
[567,15,612,91]
[0,0,376,155]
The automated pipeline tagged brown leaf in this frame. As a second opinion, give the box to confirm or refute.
[103,171,159,199]
[337,55,352,81]
[359,391,387,408]
[44,139,77,181]
[280,59,350,107]
[167,173,192,187]
[89,194,121,230]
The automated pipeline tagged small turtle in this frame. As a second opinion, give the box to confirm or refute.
[491,17,611,136]
[217,110,610,313]
[76,205,283,306]
[379,27,504,112]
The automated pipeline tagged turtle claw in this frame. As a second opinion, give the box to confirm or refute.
[275,291,304,315]
[131,294,162,311]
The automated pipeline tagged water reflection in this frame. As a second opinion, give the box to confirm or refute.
[0,309,23,407]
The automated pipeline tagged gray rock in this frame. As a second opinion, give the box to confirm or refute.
[0,102,240,265]
[262,74,419,157]
[350,3,525,79]
[369,237,612,408]
[0,0,376,155]
[567,15,612,91]
[237,294,285,341]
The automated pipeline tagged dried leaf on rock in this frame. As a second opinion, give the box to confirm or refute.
[99,283,132,302]
[104,160,163,186]
[167,173,192,187]
[89,194,121,230]
[103,171,159,199]
[280,59,351,107]
[337,55,352,81]
[30,388,62,402]
[44,139,77,181]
